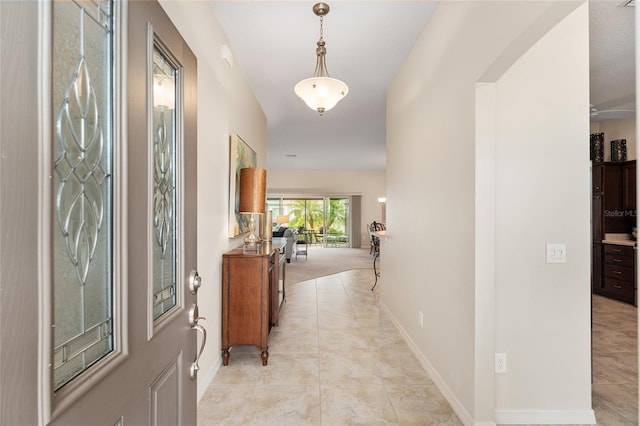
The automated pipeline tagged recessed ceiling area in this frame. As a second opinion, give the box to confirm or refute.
[210,1,635,169]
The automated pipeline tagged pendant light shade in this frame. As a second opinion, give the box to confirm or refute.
[294,3,348,115]
[294,76,348,115]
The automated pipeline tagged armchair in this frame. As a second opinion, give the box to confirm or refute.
[273,226,297,262]
[282,228,296,263]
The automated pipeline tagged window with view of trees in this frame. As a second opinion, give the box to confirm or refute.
[267,196,351,247]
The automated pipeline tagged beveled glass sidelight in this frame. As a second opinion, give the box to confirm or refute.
[152,47,178,320]
[52,0,114,390]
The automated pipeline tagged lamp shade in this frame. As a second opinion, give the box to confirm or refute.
[238,168,267,214]
[277,214,290,225]
[294,76,348,114]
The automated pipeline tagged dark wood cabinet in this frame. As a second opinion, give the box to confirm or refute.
[592,163,603,193]
[592,193,602,243]
[592,164,605,294]
[603,163,625,233]
[592,243,603,294]
[623,162,636,221]
[601,244,635,304]
[221,241,286,366]
[592,161,636,304]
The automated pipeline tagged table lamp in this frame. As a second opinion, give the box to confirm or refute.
[277,214,290,226]
[239,167,267,247]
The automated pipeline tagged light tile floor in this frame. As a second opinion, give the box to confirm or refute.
[198,269,462,425]
[198,270,638,425]
[591,294,638,425]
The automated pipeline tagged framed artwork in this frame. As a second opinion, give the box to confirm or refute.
[229,134,257,237]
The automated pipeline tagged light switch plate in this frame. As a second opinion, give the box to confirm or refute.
[546,243,566,264]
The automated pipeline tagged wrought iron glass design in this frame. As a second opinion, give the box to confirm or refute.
[52,0,114,390]
[152,47,178,319]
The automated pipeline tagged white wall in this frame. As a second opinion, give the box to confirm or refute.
[268,169,386,247]
[492,4,592,422]
[385,1,591,424]
[591,118,637,160]
[159,1,268,399]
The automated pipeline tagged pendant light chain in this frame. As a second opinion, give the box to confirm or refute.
[319,14,324,42]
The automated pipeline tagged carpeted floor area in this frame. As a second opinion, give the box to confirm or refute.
[285,246,375,284]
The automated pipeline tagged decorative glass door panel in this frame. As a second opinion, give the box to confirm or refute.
[52,0,114,390]
[151,46,178,320]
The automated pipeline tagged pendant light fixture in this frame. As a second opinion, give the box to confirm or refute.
[294,2,349,115]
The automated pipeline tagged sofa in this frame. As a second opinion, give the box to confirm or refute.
[272,227,296,262]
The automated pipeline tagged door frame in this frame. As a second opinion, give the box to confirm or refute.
[1,2,42,425]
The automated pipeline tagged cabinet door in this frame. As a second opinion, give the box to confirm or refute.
[604,164,625,233]
[592,164,603,193]
[592,243,603,293]
[223,256,268,347]
[623,161,636,213]
[592,194,603,242]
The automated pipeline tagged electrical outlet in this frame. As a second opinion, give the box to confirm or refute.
[418,311,424,329]
[495,353,507,373]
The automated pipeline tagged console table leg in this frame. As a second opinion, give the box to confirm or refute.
[222,349,230,366]
[261,350,269,366]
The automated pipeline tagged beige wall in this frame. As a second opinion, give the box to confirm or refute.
[268,169,386,248]
[386,1,592,424]
[159,1,268,399]
[492,3,592,419]
[591,118,637,160]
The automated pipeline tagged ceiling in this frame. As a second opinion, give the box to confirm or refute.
[210,1,635,171]
[589,0,636,122]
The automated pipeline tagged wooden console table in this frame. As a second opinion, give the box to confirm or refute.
[221,240,286,366]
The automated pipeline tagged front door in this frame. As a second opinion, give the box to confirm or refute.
[0,1,200,424]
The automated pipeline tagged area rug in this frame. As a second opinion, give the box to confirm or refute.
[284,246,374,284]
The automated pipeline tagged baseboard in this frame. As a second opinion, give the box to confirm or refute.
[379,301,479,426]
[378,302,596,426]
[197,357,222,403]
[494,409,596,425]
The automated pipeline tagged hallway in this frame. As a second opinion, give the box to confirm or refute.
[197,266,637,425]
[197,268,462,425]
